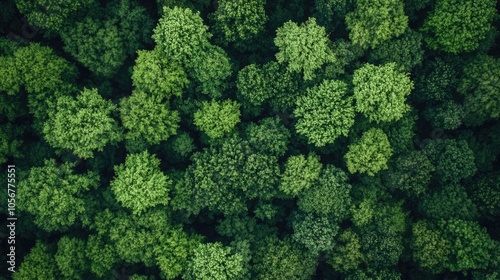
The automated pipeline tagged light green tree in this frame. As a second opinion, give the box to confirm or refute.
[294,79,355,147]
[55,237,89,279]
[120,91,180,146]
[13,241,60,280]
[353,63,413,123]
[279,153,322,197]
[274,17,335,80]
[43,88,123,159]
[346,0,408,49]
[17,159,99,232]
[345,128,393,176]
[110,151,172,215]
[194,99,241,139]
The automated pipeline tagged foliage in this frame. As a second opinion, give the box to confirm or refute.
[43,88,123,159]
[194,99,241,139]
[189,45,232,98]
[345,128,393,176]
[328,229,364,273]
[184,242,247,280]
[291,212,339,254]
[131,50,189,100]
[458,55,500,126]
[346,0,408,49]
[17,159,99,231]
[353,63,413,123]
[419,184,479,221]
[279,153,322,196]
[423,101,465,130]
[244,117,290,157]
[294,79,355,147]
[384,151,435,196]
[421,0,497,53]
[297,165,352,220]
[274,17,335,80]
[120,91,180,146]
[55,237,89,279]
[13,241,59,280]
[211,0,267,48]
[110,151,172,214]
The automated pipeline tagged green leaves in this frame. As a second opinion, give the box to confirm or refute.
[194,99,241,139]
[43,88,123,159]
[346,0,408,49]
[184,243,247,280]
[120,91,180,146]
[152,6,211,65]
[279,153,322,196]
[294,79,355,147]
[110,151,172,215]
[353,63,413,123]
[422,0,497,53]
[275,17,335,80]
[17,159,99,232]
[345,128,393,176]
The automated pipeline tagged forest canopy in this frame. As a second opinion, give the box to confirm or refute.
[1,0,499,279]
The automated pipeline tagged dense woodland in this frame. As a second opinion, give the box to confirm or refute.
[0,0,499,279]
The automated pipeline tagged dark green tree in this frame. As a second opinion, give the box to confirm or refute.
[421,0,497,53]
[13,241,60,280]
[55,237,89,279]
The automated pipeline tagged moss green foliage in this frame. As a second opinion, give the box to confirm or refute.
[458,55,500,126]
[279,153,322,196]
[211,0,267,48]
[120,91,180,146]
[6,1,499,279]
[17,159,99,231]
[194,99,241,139]
[184,242,247,280]
[353,63,413,123]
[110,151,172,214]
[345,128,393,176]
[294,79,355,147]
[132,50,189,99]
[346,0,408,49]
[43,88,123,159]
[422,0,497,53]
[274,17,335,80]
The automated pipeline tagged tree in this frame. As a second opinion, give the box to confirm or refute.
[17,159,99,231]
[384,150,435,196]
[291,212,339,254]
[189,45,232,98]
[211,0,267,48]
[279,153,322,196]
[131,49,189,100]
[345,128,393,176]
[43,88,123,159]
[423,101,465,130]
[368,29,424,72]
[297,165,352,220]
[327,229,364,273]
[458,55,500,126]
[421,0,497,53]
[184,242,247,280]
[236,64,270,107]
[438,219,497,272]
[15,0,95,33]
[294,79,355,147]
[411,220,450,274]
[353,63,413,123]
[120,91,180,147]
[172,138,280,215]
[110,151,172,215]
[468,172,500,219]
[13,241,60,280]
[0,123,23,164]
[244,117,290,157]
[345,0,408,49]
[423,139,477,183]
[419,183,479,221]
[152,6,211,65]
[253,237,317,280]
[274,17,335,80]
[193,99,241,139]
[55,237,89,279]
